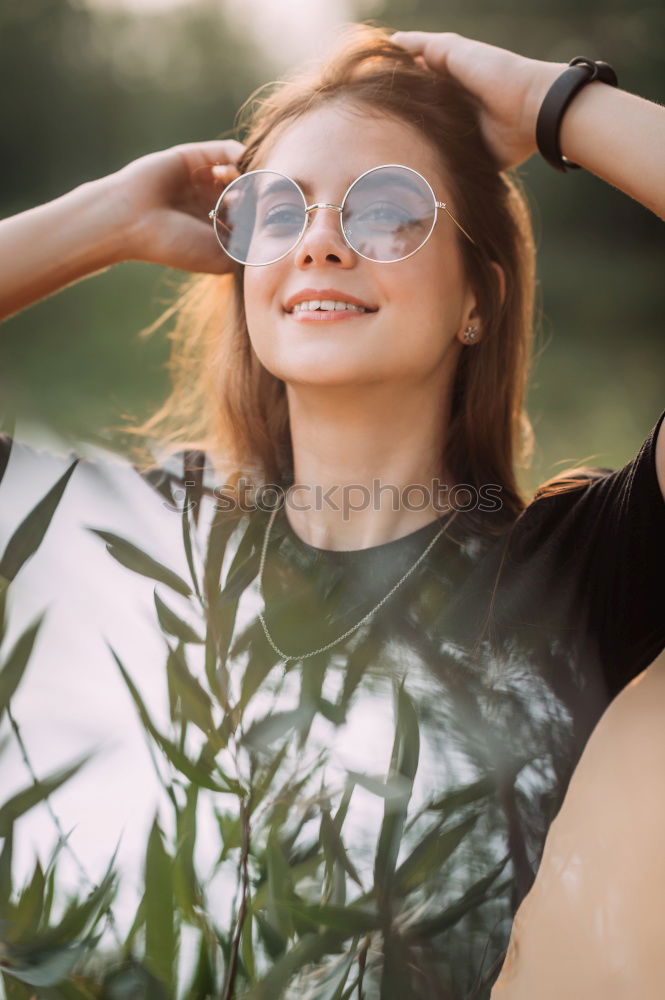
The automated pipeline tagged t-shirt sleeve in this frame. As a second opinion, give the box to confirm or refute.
[526,410,665,698]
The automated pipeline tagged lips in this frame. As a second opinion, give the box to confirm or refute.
[283,287,378,314]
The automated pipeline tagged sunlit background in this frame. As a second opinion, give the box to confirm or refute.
[1,0,664,944]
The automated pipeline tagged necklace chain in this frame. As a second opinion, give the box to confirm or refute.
[257,499,458,665]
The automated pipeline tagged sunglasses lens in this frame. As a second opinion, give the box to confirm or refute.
[342,166,436,262]
[213,171,306,265]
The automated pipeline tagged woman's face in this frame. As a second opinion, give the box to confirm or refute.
[243,100,478,390]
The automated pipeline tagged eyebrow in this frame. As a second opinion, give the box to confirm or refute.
[260,170,431,202]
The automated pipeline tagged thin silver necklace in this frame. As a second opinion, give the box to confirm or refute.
[258,499,458,667]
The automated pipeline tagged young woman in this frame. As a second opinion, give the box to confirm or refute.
[1,24,664,999]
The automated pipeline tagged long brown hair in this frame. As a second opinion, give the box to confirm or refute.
[137,24,542,530]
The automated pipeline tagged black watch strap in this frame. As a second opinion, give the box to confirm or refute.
[536,57,619,172]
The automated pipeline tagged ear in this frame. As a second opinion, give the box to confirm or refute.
[457,261,507,346]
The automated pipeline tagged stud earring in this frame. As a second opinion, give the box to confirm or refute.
[462,325,479,344]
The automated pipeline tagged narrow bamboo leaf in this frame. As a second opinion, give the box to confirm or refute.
[0,462,77,583]
[9,861,45,941]
[174,784,201,916]
[102,959,170,1000]
[165,644,215,736]
[89,529,191,597]
[0,424,14,488]
[110,646,232,793]
[123,897,145,954]
[0,617,44,724]
[242,703,316,753]
[241,908,256,984]
[203,510,238,601]
[184,931,216,1000]
[379,931,412,1000]
[0,757,90,837]
[0,826,13,920]
[285,901,379,936]
[144,819,175,992]
[154,592,203,644]
[405,855,511,941]
[251,854,323,912]
[307,948,358,1000]
[41,865,56,925]
[25,860,116,952]
[255,911,287,961]
[266,833,295,941]
[249,742,289,817]
[216,810,241,864]
[181,505,202,602]
[0,944,88,987]
[345,771,411,805]
[320,811,362,888]
[393,813,479,896]
[373,684,420,899]
[422,774,496,818]
[244,932,336,1000]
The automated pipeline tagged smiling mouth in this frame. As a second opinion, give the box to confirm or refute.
[285,299,378,317]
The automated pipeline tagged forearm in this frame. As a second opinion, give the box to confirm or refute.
[0,174,131,323]
[557,82,665,219]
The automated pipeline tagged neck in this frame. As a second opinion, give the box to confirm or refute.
[283,377,454,551]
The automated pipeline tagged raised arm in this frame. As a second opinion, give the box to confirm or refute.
[0,140,245,322]
[391,32,665,219]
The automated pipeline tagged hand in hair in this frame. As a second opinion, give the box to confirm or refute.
[117,139,246,273]
[391,31,564,170]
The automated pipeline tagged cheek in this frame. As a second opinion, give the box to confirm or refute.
[243,270,275,351]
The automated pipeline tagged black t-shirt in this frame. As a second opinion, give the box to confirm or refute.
[1,411,664,998]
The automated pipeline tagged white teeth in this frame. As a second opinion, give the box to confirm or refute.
[291,299,368,313]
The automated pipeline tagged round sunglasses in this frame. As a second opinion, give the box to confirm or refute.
[208,163,476,266]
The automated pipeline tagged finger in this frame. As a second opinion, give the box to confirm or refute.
[391,31,471,76]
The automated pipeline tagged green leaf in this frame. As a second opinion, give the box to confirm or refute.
[102,959,170,1000]
[307,947,358,1000]
[203,510,238,602]
[9,861,45,941]
[0,756,90,838]
[319,811,362,889]
[165,643,215,736]
[181,503,202,602]
[0,943,88,987]
[0,617,44,724]
[405,855,511,940]
[242,703,316,753]
[240,909,256,984]
[244,932,338,1000]
[0,826,13,921]
[174,783,201,917]
[144,819,175,992]
[154,591,203,644]
[393,813,480,896]
[184,931,217,999]
[110,645,235,793]
[89,529,191,597]
[265,833,295,943]
[0,462,77,583]
[373,683,420,900]
[285,901,379,936]
[23,858,116,952]
[345,771,412,806]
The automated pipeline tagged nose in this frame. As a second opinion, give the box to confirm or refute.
[293,204,356,269]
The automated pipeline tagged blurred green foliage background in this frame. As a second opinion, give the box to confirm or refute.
[1,0,663,493]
